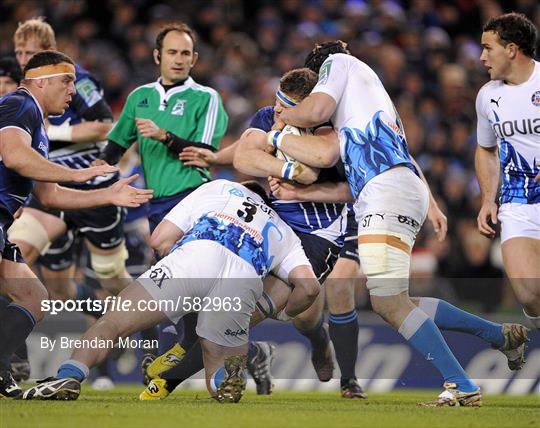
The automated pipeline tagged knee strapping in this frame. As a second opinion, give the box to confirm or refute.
[8,212,51,254]
[358,231,411,297]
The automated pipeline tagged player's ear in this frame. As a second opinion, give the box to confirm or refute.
[507,42,518,59]
[190,51,198,68]
[153,49,161,65]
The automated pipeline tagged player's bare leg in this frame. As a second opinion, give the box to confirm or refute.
[502,237,540,327]
[22,280,167,400]
[9,208,67,265]
[293,292,332,381]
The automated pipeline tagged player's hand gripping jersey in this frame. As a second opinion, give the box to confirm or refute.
[164,180,310,278]
[0,87,49,215]
[476,60,540,204]
[311,53,418,199]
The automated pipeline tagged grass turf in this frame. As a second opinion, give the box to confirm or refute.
[1,386,538,428]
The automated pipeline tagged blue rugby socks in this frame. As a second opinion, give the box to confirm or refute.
[399,307,478,392]
[418,297,504,348]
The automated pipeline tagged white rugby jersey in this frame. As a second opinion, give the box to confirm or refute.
[311,53,417,199]
[476,60,540,204]
[164,180,310,279]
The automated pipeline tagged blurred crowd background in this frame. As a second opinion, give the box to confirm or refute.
[1,0,539,314]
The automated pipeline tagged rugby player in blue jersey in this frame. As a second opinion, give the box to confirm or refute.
[0,51,153,398]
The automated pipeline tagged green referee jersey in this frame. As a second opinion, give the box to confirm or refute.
[108,77,228,198]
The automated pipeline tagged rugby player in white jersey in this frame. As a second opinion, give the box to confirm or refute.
[22,180,319,403]
[274,41,487,407]
[475,12,540,329]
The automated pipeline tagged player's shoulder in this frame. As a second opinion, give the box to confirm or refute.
[476,80,501,108]
[248,106,274,131]
[0,89,39,116]
[477,80,502,97]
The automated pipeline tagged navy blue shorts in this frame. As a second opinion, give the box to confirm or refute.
[0,207,24,263]
[148,187,198,233]
[296,232,340,282]
[339,210,359,264]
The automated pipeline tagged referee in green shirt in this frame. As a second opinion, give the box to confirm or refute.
[100,22,228,231]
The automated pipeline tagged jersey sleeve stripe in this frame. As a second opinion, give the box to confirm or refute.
[201,91,218,145]
[0,126,32,139]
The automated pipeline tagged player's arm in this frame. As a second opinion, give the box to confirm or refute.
[33,175,153,210]
[278,92,336,128]
[475,145,500,238]
[233,129,319,184]
[149,189,198,257]
[178,140,240,168]
[474,90,500,238]
[269,177,353,203]
[267,126,340,168]
[409,155,447,241]
[0,128,118,183]
[46,118,112,144]
[149,220,185,258]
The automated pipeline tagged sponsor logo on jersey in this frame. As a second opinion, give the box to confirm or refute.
[532,90,540,107]
[137,98,149,108]
[318,60,332,85]
[171,99,186,116]
[490,96,501,107]
[38,140,47,152]
[492,118,540,138]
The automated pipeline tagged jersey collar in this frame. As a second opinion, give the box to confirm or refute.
[154,77,195,111]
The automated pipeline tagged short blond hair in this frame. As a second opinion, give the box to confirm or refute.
[14,17,56,49]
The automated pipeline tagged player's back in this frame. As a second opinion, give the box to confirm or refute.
[476,60,540,204]
[167,180,303,277]
[312,53,417,198]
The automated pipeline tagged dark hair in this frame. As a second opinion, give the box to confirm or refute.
[155,23,196,53]
[279,68,318,101]
[23,50,74,76]
[0,57,23,84]
[241,181,271,207]
[304,40,350,73]
[483,12,537,58]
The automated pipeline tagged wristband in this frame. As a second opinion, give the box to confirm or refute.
[281,161,298,180]
[267,130,284,149]
[47,124,73,142]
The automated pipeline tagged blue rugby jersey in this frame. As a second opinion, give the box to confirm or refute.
[248,106,347,246]
[0,87,49,215]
